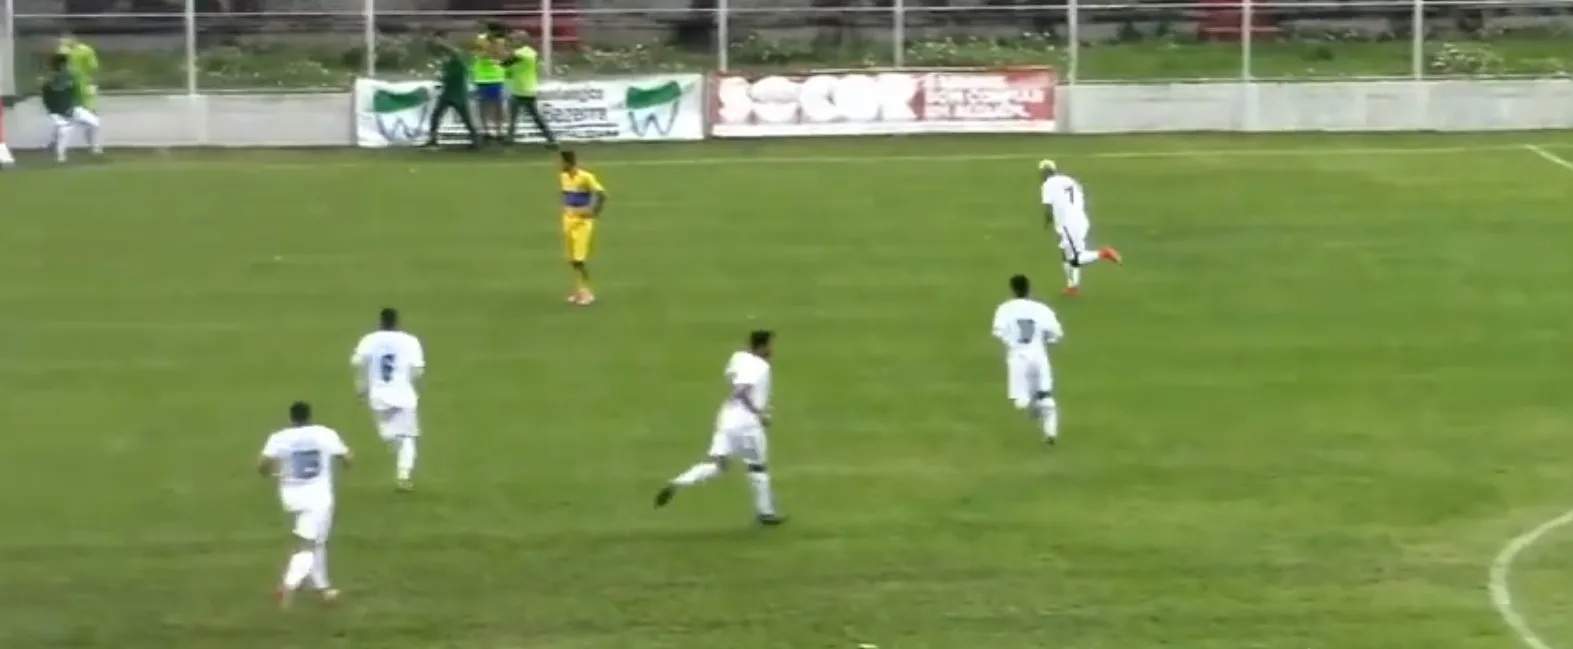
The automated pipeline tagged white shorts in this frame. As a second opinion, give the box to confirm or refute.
[1007,354,1054,409]
[372,406,419,441]
[707,423,769,466]
[1057,219,1090,260]
[285,502,334,542]
[50,106,99,128]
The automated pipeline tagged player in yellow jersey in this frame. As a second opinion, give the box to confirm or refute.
[559,150,606,305]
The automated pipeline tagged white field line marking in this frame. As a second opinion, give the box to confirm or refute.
[1524,144,1573,173]
[38,142,1570,174]
[1489,509,1573,649]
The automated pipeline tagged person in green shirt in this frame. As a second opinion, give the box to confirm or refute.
[41,53,103,162]
[58,31,99,109]
[426,36,481,148]
[46,31,98,152]
[471,22,509,141]
[504,38,556,148]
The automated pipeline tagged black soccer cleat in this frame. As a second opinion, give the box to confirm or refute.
[654,484,677,508]
[756,514,787,527]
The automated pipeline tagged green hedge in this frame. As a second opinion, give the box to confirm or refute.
[20,28,1571,91]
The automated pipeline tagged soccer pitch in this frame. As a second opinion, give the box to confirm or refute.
[6,132,1573,649]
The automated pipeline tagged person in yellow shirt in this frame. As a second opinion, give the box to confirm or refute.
[471,22,509,141]
[559,150,606,305]
[58,32,98,109]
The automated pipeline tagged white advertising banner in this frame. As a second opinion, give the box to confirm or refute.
[710,67,1058,138]
[355,74,706,147]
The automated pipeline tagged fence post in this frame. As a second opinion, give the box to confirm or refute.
[363,0,376,76]
[2,0,15,95]
[893,0,904,67]
[1241,0,1253,80]
[1066,0,1079,83]
[717,0,729,71]
[184,0,197,95]
[543,0,554,74]
[1411,0,1424,79]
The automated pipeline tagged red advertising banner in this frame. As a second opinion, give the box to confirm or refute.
[710,67,1057,138]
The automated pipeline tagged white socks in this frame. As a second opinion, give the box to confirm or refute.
[1036,398,1060,441]
[53,126,70,162]
[747,471,776,516]
[308,544,330,590]
[1064,253,1102,289]
[281,550,316,590]
[0,143,13,166]
[668,461,777,518]
[672,461,720,486]
[395,437,417,482]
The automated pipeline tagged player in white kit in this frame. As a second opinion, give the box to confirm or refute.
[350,307,426,492]
[1039,159,1122,295]
[654,330,785,526]
[258,401,352,607]
[991,274,1066,444]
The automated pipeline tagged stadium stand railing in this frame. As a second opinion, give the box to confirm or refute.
[2,0,1569,94]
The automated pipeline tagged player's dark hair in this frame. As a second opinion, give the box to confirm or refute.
[380,307,399,330]
[560,150,577,166]
[49,53,68,69]
[1009,274,1030,297]
[289,401,312,425]
[485,21,506,34]
[749,329,773,350]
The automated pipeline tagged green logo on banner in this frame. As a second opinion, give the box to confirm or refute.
[625,81,683,138]
[372,86,434,144]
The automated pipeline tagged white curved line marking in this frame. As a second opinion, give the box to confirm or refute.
[1490,509,1573,649]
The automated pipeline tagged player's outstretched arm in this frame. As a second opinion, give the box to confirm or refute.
[256,455,277,477]
[349,356,368,396]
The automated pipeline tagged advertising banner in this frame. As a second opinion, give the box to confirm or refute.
[356,74,706,147]
[710,67,1057,138]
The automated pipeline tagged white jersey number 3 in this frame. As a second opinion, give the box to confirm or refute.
[1014,318,1038,344]
[287,449,323,480]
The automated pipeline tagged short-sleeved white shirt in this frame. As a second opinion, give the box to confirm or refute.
[1041,174,1089,230]
[261,424,349,507]
[992,298,1064,360]
[717,351,771,428]
[351,330,425,409]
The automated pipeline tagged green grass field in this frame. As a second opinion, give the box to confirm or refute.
[5,133,1573,649]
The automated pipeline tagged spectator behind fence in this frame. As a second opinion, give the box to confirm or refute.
[57,31,98,111]
[472,22,510,141]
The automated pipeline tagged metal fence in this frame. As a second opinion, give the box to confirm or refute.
[2,0,1570,94]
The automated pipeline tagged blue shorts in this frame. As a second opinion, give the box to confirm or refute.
[475,82,505,101]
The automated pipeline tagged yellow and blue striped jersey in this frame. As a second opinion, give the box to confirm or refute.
[560,169,605,216]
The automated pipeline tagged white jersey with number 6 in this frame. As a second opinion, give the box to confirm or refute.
[991,298,1064,408]
[351,331,425,411]
[1041,174,1092,258]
